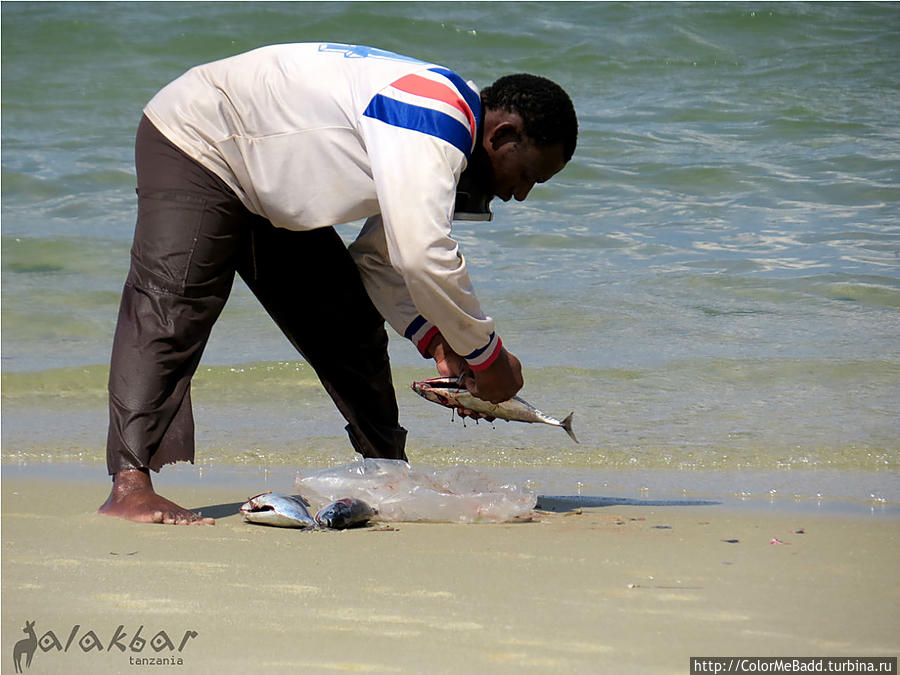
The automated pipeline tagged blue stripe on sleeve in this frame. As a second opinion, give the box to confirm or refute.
[404,315,428,340]
[428,67,482,128]
[463,332,496,360]
[364,94,473,159]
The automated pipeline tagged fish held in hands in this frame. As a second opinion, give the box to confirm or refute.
[240,492,317,528]
[411,377,578,443]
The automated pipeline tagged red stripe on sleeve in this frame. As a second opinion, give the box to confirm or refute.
[391,73,476,139]
[468,337,503,371]
[416,326,440,357]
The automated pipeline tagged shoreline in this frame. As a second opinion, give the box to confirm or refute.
[3,460,898,519]
[3,464,898,673]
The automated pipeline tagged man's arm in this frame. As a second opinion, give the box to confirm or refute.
[358,73,503,367]
[350,215,523,403]
[354,69,522,400]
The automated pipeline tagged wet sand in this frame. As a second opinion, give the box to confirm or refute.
[2,467,898,674]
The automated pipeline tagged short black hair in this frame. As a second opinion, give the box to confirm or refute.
[481,73,578,162]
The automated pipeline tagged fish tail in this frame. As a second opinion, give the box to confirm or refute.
[561,413,578,443]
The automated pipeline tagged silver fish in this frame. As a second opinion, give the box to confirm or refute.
[411,377,578,443]
[315,498,377,529]
[240,492,317,528]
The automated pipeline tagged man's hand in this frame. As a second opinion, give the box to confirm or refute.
[427,333,470,379]
[427,334,495,420]
[463,347,523,404]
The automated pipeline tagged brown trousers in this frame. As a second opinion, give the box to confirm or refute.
[106,116,407,474]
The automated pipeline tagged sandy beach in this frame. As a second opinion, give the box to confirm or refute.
[2,465,898,674]
[4,3,899,673]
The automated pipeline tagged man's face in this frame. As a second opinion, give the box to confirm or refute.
[481,111,567,202]
[488,139,567,202]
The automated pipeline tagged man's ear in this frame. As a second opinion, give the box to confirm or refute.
[488,120,523,151]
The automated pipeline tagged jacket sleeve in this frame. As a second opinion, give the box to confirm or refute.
[349,215,439,357]
[356,73,502,370]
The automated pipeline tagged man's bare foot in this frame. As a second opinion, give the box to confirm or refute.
[98,468,214,525]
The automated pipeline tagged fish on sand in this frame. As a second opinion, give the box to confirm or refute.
[315,498,377,529]
[241,492,377,530]
[240,492,317,528]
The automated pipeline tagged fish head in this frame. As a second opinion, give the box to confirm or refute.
[240,492,316,527]
[240,491,276,514]
[411,377,464,407]
[314,498,377,529]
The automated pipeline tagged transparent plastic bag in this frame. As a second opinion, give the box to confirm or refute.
[295,458,536,523]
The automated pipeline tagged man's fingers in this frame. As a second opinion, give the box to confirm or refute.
[456,406,494,422]
[462,374,477,394]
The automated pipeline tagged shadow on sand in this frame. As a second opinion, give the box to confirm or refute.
[536,495,719,512]
[191,495,721,520]
[192,496,720,520]
[192,502,245,520]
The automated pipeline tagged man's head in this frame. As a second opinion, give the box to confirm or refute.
[477,74,577,202]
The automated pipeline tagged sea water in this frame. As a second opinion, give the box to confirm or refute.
[2,2,898,512]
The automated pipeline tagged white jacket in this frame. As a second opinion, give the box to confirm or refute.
[144,43,500,369]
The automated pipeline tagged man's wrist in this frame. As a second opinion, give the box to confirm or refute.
[466,336,503,371]
[425,332,444,358]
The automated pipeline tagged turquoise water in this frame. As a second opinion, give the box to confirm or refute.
[2,2,898,508]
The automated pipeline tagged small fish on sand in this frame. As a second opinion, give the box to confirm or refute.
[411,377,578,443]
[315,498,377,529]
[240,492,317,528]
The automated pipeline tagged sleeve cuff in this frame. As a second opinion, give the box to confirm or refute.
[465,333,502,371]
[405,315,440,358]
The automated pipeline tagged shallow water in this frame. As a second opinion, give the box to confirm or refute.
[2,2,898,507]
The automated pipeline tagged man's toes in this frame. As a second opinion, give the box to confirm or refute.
[161,511,181,525]
[174,510,211,525]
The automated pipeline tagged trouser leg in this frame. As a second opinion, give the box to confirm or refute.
[237,222,408,461]
[106,116,249,474]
